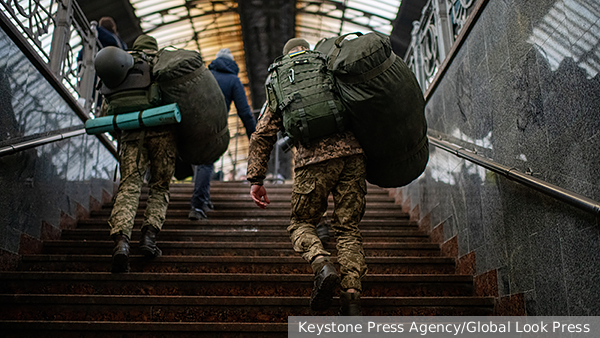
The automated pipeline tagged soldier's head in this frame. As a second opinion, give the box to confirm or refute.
[132,34,158,51]
[282,38,310,55]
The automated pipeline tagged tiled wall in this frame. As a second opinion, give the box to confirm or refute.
[395,0,600,315]
[0,28,117,263]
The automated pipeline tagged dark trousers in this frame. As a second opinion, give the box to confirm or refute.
[191,163,214,209]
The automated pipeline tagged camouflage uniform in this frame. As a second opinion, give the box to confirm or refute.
[108,127,176,239]
[247,107,368,291]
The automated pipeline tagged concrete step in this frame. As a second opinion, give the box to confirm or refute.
[103,200,401,210]
[59,229,431,243]
[0,272,476,297]
[0,321,288,338]
[154,184,391,195]
[75,218,419,230]
[89,208,410,220]
[161,193,397,203]
[40,240,442,257]
[19,255,456,274]
[0,295,495,321]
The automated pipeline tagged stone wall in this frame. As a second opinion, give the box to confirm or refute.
[395,0,600,315]
[0,27,117,268]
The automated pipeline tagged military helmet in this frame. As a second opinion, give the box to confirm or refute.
[94,46,134,88]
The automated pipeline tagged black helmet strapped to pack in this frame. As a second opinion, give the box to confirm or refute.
[94,46,134,88]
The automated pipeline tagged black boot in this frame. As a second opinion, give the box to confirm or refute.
[339,290,362,316]
[309,257,340,311]
[111,233,130,273]
[139,225,162,257]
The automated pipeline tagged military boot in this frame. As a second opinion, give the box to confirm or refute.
[139,225,162,257]
[339,290,362,316]
[309,256,340,311]
[111,233,130,273]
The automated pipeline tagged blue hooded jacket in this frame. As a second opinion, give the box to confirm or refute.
[208,57,256,137]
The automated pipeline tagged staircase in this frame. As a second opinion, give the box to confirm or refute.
[0,181,494,337]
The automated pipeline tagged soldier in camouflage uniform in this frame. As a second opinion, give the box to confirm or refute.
[102,35,177,273]
[247,38,367,315]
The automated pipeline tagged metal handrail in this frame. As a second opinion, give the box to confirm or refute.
[428,136,600,217]
[0,128,87,157]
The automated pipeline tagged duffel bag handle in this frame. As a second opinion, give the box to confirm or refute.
[328,32,363,69]
[334,32,363,48]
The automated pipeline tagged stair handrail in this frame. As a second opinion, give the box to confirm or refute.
[0,128,86,157]
[428,134,600,218]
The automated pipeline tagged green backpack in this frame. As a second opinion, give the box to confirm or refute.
[266,49,347,146]
[99,52,161,116]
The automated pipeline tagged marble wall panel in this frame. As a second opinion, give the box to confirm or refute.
[0,28,117,255]
[405,0,600,314]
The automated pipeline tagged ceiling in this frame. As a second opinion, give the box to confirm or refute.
[77,0,426,108]
[76,0,426,178]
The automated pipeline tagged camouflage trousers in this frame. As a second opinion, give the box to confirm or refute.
[288,154,368,291]
[108,131,176,239]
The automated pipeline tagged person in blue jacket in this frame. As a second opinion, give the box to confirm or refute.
[97,17,127,49]
[189,48,256,220]
[78,17,127,111]
[78,17,127,62]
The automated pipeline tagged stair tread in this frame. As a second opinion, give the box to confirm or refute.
[21,255,454,263]
[42,240,440,248]
[0,271,473,282]
[61,229,428,235]
[0,294,495,306]
[0,320,288,331]
[77,219,418,225]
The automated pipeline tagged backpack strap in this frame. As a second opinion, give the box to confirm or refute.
[278,95,295,111]
[112,115,121,132]
[327,100,345,133]
[138,110,146,128]
[268,61,284,73]
[297,107,310,144]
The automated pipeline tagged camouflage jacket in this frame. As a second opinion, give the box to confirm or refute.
[246,107,363,185]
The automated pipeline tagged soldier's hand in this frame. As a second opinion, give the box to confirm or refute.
[250,184,270,209]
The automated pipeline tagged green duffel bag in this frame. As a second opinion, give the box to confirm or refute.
[153,48,229,165]
[315,32,429,188]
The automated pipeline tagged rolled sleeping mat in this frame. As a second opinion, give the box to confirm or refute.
[84,103,181,135]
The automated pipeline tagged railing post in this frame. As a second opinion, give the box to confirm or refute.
[409,21,426,91]
[432,0,453,60]
[78,21,98,115]
[49,0,73,78]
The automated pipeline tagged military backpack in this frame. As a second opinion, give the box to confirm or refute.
[266,49,348,147]
[98,49,161,116]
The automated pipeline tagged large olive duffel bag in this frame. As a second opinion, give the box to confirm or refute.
[152,49,229,165]
[315,32,429,188]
